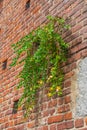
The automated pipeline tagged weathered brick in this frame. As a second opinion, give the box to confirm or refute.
[58,105,65,113]
[57,98,63,105]
[43,110,49,117]
[79,128,87,130]
[75,118,84,128]
[48,99,57,108]
[85,117,87,125]
[27,121,35,128]
[43,126,48,130]
[64,80,71,88]
[65,121,74,129]
[57,122,66,130]
[49,108,55,116]
[64,95,71,104]
[50,124,56,130]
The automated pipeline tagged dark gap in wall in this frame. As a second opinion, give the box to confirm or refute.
[30,42,40,55]
[12,100,19,114]
[0,0,3,13]
[2,59,7,70]
[25,0,30,10]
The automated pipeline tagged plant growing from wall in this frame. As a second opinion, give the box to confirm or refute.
[11,16,69,116]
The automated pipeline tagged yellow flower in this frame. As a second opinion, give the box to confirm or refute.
[51,67,55,71]
[47,75,53,82]
[45,27,48,31]
[48,93,52,97]
[49,75,53,79]
[50,87,54,91]
[30,87,32,91]
[56,86,61,92]
[38,80,43,85]
[29,107,33,111]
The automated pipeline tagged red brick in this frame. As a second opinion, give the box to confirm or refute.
[16,125,25,130]
[43,110,49,117]
[57,122,66,130]
[65,104,70,112]
[27,121,35,128]
[64,112,72,120]
[48,99,57,108]
[43,126,48,130]
[48,115,63,124]
[57,98,63,105]
[0,118,4,124]
[58,105,65,113]
[72,23,82,33]
[0,98,3,103]
[37,126,48,130]
[5,122,9,128]
[58,104,70,113]
[75,118,84,128]
[64,80,71,88]
[85,117,87,125]
[65,121,74,129]
[49,109,55,116]
[50,124,56,130]
[41,103,47,111]
[9,121,14,127]
[63,88,71,96]
[64,95,71,104]
[80,128,87,130]
[7,128,16,130]
[72,37,82,47]
[64,71,74,80]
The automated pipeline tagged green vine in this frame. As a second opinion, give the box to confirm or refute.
[11,16,69,116]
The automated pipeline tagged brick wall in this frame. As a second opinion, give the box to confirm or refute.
[0,0,87,129]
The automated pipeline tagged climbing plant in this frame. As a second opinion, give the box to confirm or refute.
[11,16,69,116]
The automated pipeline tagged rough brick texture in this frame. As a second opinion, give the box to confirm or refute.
[0,0,87,130]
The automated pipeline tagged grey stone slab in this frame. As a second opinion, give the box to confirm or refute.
[76,57,87,117]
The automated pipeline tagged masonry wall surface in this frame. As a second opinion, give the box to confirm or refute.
[0,0,87,130]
